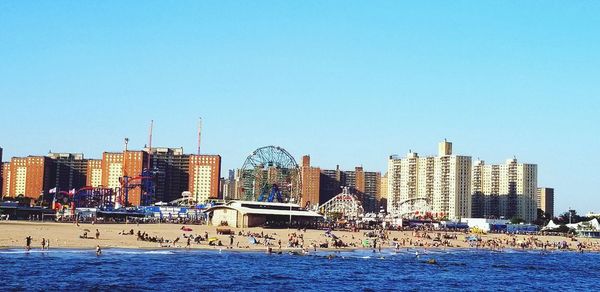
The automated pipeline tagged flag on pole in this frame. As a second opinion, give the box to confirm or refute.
[49,187,57,194]
[69,189,76,195]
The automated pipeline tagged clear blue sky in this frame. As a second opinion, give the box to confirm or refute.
[1,1,599,214]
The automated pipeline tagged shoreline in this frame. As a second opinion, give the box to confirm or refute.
[2,221,599,254]
[1,245,598,255]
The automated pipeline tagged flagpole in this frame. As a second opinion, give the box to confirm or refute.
[52,191,56,210]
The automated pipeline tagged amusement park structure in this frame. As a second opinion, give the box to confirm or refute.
[51,186,115,210]
[47,119,219,211]
[239,146,302,203]
[117,137,156,208]
[390,197,434,219]
[116,167,156,207]
[51,135,157,211]
[51,174,155,211]
[319,187,364,219]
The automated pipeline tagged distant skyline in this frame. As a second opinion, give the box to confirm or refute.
[1,1,599,213]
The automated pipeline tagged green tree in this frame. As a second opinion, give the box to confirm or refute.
[509,216,524,224]
[556,209,586,224]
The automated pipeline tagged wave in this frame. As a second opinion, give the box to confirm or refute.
[104,249,176,255]
[0,249,89,254]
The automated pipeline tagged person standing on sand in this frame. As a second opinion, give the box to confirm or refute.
[26,236,32,251]
[230,235,234,247]
[41,238,46,250]
[95,229,100,239]
[186,237,191,248]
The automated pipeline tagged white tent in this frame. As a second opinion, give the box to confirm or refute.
[542,220,561,231]
[564,218,600,231]
[575,218,600,230]
[543,218,600,231]
[590,218,600,230]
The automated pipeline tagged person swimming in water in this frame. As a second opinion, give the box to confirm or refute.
[96,245,102,256]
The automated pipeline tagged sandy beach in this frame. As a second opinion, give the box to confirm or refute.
[2,221,600,253]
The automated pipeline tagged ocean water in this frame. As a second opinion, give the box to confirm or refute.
[1,248,599,291]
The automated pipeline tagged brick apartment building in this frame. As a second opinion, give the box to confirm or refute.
[1,156,54,199]
[145,147,190,203]
[188,154,221,203]
[299,155,382,213]
[101,151,148,206]
[300,155,321,209]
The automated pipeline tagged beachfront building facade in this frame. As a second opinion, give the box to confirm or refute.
[1,147,225,207]
[537,187,554,219]
[1,156,54,199]
[206,200,322,228]
[101,151,148,206]
[188,154,221,203]
[300,155,321,209]
[145,147,190,203]
[2,153,92,199]
[378,172,388,211]
[319,166,381,213]
[1,161,10,198]
[471,158,538,223]
[221,170,236,200]
[1,162,9,198]
[86,159,103,187]
[47,152,88,192]
[387,141,472,220]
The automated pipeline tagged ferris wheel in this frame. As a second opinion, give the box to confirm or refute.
[239,146,301,203]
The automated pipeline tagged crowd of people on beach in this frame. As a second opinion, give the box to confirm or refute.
[15,220,600,254]
[465,234,600,252]
[120,227,227,248]
[22,236,52,251]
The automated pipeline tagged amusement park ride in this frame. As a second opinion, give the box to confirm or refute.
[50,123,305,212]
[51,168,156,212]
[52,123,158,212]
[116,137,156,208]
[239,146,302,204]
[319,187,365,219]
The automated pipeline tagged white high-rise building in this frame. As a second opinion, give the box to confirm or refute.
[387,141,472,220]
[471,158,537,222]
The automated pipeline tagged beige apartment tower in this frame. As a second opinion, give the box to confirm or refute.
[387,141,472,220]
[537,188,554,218]
[379,172,388,210]
[471,158,538,222]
